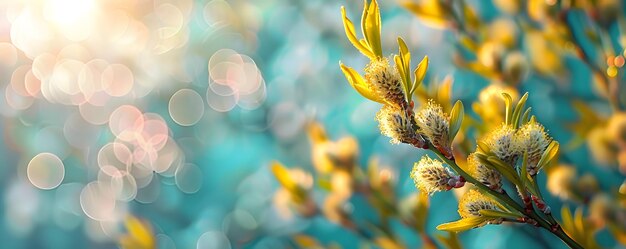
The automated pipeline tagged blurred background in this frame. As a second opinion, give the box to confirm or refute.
[0,0,624,248]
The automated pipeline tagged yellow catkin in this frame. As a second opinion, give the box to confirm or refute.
[458,189,500,218]
[365,58,405,106]
[411,156,453,194]
[514,121,551,172]
[467,153,502,190]
[415,100,450,149]
[376,105,419,144]
[481,124,518,164]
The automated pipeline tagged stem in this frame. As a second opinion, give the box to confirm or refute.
[531,178,559,226]
[426,142,584,249]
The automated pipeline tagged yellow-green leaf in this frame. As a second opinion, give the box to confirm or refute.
[397,37,412,97]
[436,217,489,232]
[476,142,491,155]
[415,192,429,232]
[119,216,155,249]
[363,0,382,57]
[435,232,462,249]
[521,107,532,125]
[341,6,374,59]
[484,156,522,187]
[271,161,296,190]
[400,0,449,29]
[478,209,521,219]
[536,141,559,171]
[411,56,429,96]
[512,92,528,128]
[394,55,407,94]
[340,63,384,103]
[520,151,539,196]
[448,100,464,143]
[501,93,513,125]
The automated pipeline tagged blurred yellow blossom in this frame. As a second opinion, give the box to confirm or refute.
[118,216,155,249]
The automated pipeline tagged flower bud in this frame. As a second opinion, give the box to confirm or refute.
[365,57,406,106]
[458,189,501,219]
[376,104,424,147]
[411,156,462,195]
[481,124,518,165]
[467,153,502,191]
[514,121,551,174]
[415,100,452,157]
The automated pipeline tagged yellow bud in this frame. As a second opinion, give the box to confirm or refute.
[481,124,518,165]
[458,189,501,220]
[411,156,455,195]
[365,58,406,106]
[415,99,452,156]
[376,104,421,145]
[467,153,502,190]
[514,121,551,173]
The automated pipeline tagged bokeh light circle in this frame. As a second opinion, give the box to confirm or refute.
[174,163,202,194]
[197,231,231,249]
[168,89,204,126]
[27,152,65,190]
[79,181,117,221]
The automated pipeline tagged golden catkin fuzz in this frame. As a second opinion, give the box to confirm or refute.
[481,124,518,165]
[411,156,455,195]
[376,104,420,145]
[364,57,405,106]
[467,153,502,190]
[458,189,500,218]
[514,121,551,172]
[415,100,450,151]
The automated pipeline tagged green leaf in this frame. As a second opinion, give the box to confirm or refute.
[341,6,374,59]
[512,92,528,129]
[561,206,574,233]
[448,100,465,143]
[478,209,521,220]
[483,156,522,187]
[339,63,385,103]
[501,93,513,125]
[436,217,489,232]
[411,56,428,96]
[536,141,559,171]
[521,107,532,125]
[476,142,492,155]
[520,151,539,196]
